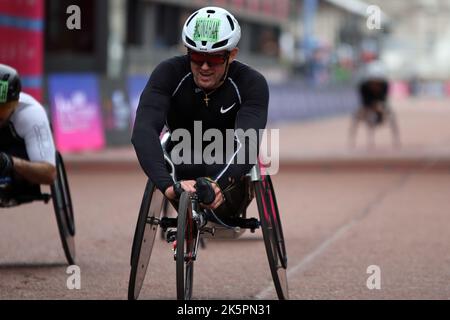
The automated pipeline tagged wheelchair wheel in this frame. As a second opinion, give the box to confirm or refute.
[128,179,164,300]
[160,197,170,240]
[255,175,289,300]
[51,152,76,265]
[176,192,196,300]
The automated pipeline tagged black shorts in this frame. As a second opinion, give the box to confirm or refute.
[362,101,387,110]
[0,175,41,206]
[212,176,254,220]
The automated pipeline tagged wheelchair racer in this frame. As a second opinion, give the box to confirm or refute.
[349,60,401,148]
[0,64,56,201]
[132,7,269,217]
[357,60,390,125]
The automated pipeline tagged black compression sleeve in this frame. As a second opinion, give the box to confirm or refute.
[131,61,176,193]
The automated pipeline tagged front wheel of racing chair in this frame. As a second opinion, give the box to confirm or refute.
[128,179,165,300]
[128,132,177,300]
[50,151,76,265]
[175,192,196,300]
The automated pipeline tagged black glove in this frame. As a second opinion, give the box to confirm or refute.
[0,153,14,176]
[195,177,216,205]
[173,181,184,199]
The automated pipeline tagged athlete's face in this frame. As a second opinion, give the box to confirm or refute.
[0,101,18,128]
[190,48,239,91]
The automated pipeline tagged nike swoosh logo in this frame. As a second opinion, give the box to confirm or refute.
[220,103,236,114]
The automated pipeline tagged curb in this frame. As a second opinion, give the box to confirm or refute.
[64,157,450,173]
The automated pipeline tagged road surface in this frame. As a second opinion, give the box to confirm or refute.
[1,166,449,299]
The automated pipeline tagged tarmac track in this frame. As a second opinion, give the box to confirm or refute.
[1,166,449,299]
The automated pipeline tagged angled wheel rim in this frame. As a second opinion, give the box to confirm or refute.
[51,179,76,265]
[128,181,164,300]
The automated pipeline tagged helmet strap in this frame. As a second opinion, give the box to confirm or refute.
[219,52,231,83]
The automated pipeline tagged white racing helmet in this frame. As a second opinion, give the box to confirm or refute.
[182,6,241,53]
[362,60,388,81]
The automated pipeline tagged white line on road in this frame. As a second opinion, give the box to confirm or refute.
[255,173,412,299]
[255,217,358,299]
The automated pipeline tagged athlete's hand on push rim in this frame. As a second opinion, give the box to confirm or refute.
[165,180,196,200]
[164,179,225,210]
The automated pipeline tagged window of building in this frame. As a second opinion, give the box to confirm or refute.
[248,23,280,56]
[154,4,182,48]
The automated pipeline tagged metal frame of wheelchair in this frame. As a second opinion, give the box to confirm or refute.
[0,151,76,265]
[128,134,288,300]
[350,103,401,148]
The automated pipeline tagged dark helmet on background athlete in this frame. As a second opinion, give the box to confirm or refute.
[0,64,22,105]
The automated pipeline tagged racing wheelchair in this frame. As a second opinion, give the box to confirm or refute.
[349,102,401,149]
[0,151,76,265]
[128,133,288,300]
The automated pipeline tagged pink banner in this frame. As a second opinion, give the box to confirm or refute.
[0,0,44,102]
[48,74,105,153]
[0,1,44,18]
[390,81,410,100]
[445,82,450,97]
